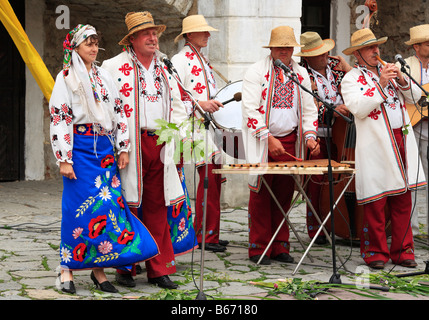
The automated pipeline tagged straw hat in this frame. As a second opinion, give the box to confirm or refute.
[174,15,218,43]
[295,32,335,57]
[342,28,387,55]
[263,26,303,48]
[405,24,429,46]
[119,11,166,46]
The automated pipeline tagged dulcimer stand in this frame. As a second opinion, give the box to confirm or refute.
[216,160,355,272]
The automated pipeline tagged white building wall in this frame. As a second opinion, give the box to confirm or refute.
[25,0,45,180]
[181,0,305,208]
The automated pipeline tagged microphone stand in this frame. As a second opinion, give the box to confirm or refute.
[163,63,216,300]
[278,63,389,293]
[276,63,351,284]
[394,64,429,277]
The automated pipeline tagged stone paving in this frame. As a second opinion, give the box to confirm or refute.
[1,179,429,302]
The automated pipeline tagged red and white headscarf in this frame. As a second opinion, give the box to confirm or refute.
[62,24,114,131]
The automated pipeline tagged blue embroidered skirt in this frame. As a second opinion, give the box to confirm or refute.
[59,125,159,271]
[167,166,198,256]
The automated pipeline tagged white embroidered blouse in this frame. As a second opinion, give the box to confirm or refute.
[49,66,130,165]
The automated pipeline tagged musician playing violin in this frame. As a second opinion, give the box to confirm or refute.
[341,28,426,269]
[241,26,319,265]
[296,31,352,244]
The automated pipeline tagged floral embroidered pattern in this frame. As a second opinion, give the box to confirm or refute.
[185,52,195,60]
[123,104,133,118]
[119,63,133,76]
[368,109,382,120]
[357,75,367,85]
[191,65,202,76]
[120,83,133,97]
[363,87,375,97]
[247,118,258,129]
[193,82,206,94]
[60,155,143,267]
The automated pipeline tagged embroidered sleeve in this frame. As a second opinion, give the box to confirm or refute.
[49,74,74,166]
[112,96,130,154]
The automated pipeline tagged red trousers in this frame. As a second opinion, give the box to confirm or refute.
[248,132,297,258]
[119,132,176,278]
[360,128,415,265]
[306,137,338,238]
[194,163,222,244]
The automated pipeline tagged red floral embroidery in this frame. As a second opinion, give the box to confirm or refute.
[247,118,258,129]
[64,133,71,145]
[120,83,133,97]
[257,106,265,114]
[191,65,202,76]
[88,215,107,239]
[261,88,267,101]
[118,229,135,245]
[357,75,367,85]
[118,122,127,133]
[185,52,195,60]
[193,82,206,94]
[124,104,133,118]
[264,71,270,82]
[117,196,124,209]
[73,243,87,262]
[297,73,304,84]
[368,109,381,120]
[171,201,184,219]
[363,87,375,97]
[119,63,133,76]
[101,155,115,168]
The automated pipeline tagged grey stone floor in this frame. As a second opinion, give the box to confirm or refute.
[1,179,429,302]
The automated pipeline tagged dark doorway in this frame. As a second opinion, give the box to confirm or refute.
[0,0,25,181]
[301,0,331,39]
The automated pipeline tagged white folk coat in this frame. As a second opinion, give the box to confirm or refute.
[241,56,318,192]
[102,51,188,208]
[341,66,426,204]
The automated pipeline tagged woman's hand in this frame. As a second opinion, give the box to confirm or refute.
[60,162,77,180]
[117,152,129,170]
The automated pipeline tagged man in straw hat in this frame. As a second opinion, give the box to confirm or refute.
[397,24,429,236]
[341,28,426,269]
[241,26,320,265]
[296,31,351,245]
[102,11,188,289]
[171,15,227,253]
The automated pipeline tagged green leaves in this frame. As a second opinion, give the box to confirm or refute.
[250,272,429,300]
[154,118,212,164]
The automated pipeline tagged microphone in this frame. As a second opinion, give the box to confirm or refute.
[222,92,242,105]
[395,54,409,68]
[156,50,177,74]
[274,59,292,74]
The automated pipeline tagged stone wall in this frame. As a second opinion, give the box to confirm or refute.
[42,0,196,178]
[348,0,428,62]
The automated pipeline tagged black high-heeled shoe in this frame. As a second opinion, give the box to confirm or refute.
[90,271,119,293]
[58,274,76,294]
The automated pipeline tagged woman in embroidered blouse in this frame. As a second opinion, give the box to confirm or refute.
[49,24,159,294]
